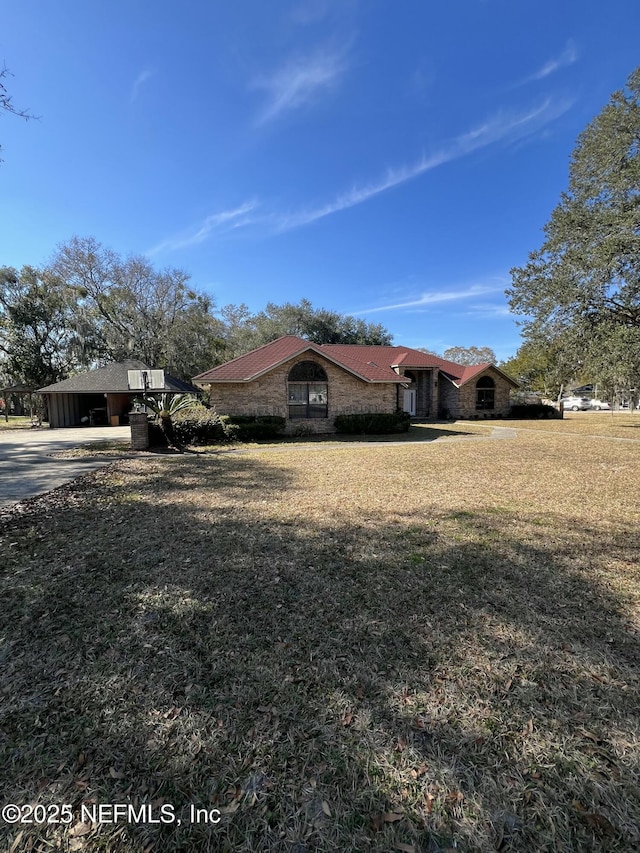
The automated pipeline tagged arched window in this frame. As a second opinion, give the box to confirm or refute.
[288,361,328,419]
[476,375,495,411]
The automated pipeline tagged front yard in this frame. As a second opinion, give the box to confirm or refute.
[1,425,639,851]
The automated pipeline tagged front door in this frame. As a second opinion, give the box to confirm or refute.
[403,389,416,416]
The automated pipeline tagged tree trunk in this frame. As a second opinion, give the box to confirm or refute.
[160,414,176,447]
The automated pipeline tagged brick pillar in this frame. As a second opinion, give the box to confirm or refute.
[129,411,149,450]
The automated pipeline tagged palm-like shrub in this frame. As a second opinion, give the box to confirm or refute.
[136,393,199,447]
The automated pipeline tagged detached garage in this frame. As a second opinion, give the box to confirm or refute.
[38,360,199,428]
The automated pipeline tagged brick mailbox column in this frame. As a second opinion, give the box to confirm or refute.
[129,411,149,450]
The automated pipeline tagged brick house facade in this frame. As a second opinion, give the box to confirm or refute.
[208,353,397,434]
[194,336,518,433]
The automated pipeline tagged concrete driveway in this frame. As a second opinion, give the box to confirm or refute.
[0,426,131,509]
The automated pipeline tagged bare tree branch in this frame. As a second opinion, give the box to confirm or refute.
[1,64,39,163]
[0,65,36,120]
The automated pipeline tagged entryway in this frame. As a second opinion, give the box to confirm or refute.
[403,389,416,416]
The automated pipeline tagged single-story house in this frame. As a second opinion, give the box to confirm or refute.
[38,360,200,428]
[193,336,519,433]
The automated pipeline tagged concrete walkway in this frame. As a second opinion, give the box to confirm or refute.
[0,426,130,509]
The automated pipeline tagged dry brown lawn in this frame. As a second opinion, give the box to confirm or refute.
[1,425,639,852]
[468,411,640,440]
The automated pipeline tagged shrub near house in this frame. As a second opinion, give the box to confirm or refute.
[168,407,286,445]
[334,412,411,434]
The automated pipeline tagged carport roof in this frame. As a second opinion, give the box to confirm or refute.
[38,360,199,394]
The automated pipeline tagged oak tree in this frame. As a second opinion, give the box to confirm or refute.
[508,67,640,337]
[50,236,225,379]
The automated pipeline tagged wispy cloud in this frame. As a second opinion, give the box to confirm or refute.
[147,202,259,255]
[515,41,578,87]
[253,47,347,125]
[359,282,507,315]
[464,303,514,319]
[274,96,573,231]
[130,68,155,104]
[149,96,572,254]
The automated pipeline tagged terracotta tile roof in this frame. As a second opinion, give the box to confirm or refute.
[323,344,472,377]
[317,347,406,382]
[437,362,489,385]
[194,337,411,383]
[193,336,319,382]
[193,336,517,387]
[457,363,492,384]
[439,362,520,388]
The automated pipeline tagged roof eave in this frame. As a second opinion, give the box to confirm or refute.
[197,343,405,384]
[193,341,319,384]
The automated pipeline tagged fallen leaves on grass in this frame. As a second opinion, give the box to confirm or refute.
[0,429,639,852]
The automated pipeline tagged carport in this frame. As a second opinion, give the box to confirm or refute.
[1,384,36,421]
[38,360,199,428]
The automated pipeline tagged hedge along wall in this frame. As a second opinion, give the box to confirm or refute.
[206,354,399,434]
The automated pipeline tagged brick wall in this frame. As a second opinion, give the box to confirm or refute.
[438,378,460,418]
[438,368,513,418]
[207,354,398,434]
[129,412,149,449]
[458,369,513,417]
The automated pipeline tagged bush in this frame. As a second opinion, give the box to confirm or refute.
[225,415,286,441]
[172,406,230,445]
[150,408,286,446]
[509,403,561,419]
[334,412,411,435]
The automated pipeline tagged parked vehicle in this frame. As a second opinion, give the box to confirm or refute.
[561,396,590,411]
[588,399,611,411]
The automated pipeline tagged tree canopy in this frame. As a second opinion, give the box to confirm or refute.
[499,335,583,399]
[0,266,84,388]
[50,236,226,380]
[1,237,394,387]
[219,297,392,359]
[507,67,640,387]
[443,345,497,365]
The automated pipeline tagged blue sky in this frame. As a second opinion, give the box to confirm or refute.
[1,1,638,361]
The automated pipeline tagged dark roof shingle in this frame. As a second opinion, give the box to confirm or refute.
[38,361,200,394]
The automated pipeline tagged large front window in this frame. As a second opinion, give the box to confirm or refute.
[288,361,328,418]
[476,375,495,410]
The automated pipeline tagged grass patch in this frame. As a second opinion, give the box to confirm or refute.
[472,412,640,440]
[53,439,135,458]
[0,416,33,430]
[1,427,639,851]
[180,422,492,454]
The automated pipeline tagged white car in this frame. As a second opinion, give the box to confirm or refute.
[589,399,611,411]
[561,396,590,411]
